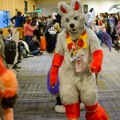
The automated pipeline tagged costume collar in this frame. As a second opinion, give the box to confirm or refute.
[66,30,88,51]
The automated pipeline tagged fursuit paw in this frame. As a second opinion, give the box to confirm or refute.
[90,62,102,73]
[86,105,108,120]
[55,105,66,113]
[50,66,59,87]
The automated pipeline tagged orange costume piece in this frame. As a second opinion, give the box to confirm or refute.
[0,56,18,120]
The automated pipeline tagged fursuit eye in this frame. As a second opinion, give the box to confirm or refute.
[65,18,70,23]
[74,17,79,20]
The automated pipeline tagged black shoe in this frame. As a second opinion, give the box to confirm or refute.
[40,51,43,55]
[13,65,21,69]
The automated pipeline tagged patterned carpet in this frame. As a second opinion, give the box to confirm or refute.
[14,46,120,120]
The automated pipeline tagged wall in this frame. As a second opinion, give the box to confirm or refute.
[82,0,120,15]
[38,8,58,17]
[36,0,120,15]
[0,0,36,36]
[0,0,36,17]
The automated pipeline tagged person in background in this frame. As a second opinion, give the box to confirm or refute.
[31,15,45,40]
[46,15,52,25]
[24,17,37,44]
[116,16,120,37]
[0,29,7,67]
[10,11,25,27]
[10,11,26,39]
[28,35,43,56]
[5,28,13,40]
[114,16,120,50]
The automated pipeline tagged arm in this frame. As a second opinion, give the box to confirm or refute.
[88,29,103,73]
[27,24,37,31]
[10,16,16,24]
[49,32,64,87]
[50,53,64,86]
[90,50,103,73]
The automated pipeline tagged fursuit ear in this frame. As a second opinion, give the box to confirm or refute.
[58,2,70,16]
[70,0,83,12]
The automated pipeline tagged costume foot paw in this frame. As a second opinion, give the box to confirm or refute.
[55,105,66,113]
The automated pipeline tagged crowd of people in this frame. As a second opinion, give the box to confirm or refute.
[91,13,120,48]
[0,3,120,119]
[0,11,55,70]
[0,10,120,69]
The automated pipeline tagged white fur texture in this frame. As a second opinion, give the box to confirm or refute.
[58,2,70,16]
[70,0,83,12]
[52,12,57,20]
[85,8,95,28]
[58,0,85,40]
[55,0,102,107]
[56,27,101,106]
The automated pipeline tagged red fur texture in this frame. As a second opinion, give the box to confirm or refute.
[86,105,108,120]
[50,66,59,86]
[0,57,7,76]
[85,102,98,112]
[52,53,64,67]
[64,102,80,119]
[0,70,18,98]
[50,53,64,86]
[90,50,103,73]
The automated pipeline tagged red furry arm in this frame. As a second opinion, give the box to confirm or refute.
[52,53,64,67]
[0,57,18,98]
[90,50,103,73]
[50,53,64,86]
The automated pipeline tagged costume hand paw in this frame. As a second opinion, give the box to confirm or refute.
[90,62,101,73]
[50,66,58,87]
[48,27,57,35]
[54,23,61,32]
[1,94,17,109]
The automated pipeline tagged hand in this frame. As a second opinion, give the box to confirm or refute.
[90,62,101,73]
[50,66,59,87]
[48,27,57,35]
[1,94,17,109]
[48,30,56,35]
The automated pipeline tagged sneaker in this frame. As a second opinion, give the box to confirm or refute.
[27,54,34,57]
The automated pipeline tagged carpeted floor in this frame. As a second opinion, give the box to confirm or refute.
[14,46,120,120]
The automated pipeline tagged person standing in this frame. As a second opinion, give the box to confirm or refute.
[24,17,37,44]
[10,11,26,39]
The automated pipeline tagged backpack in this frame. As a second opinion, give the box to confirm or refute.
[5,40,16,64]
